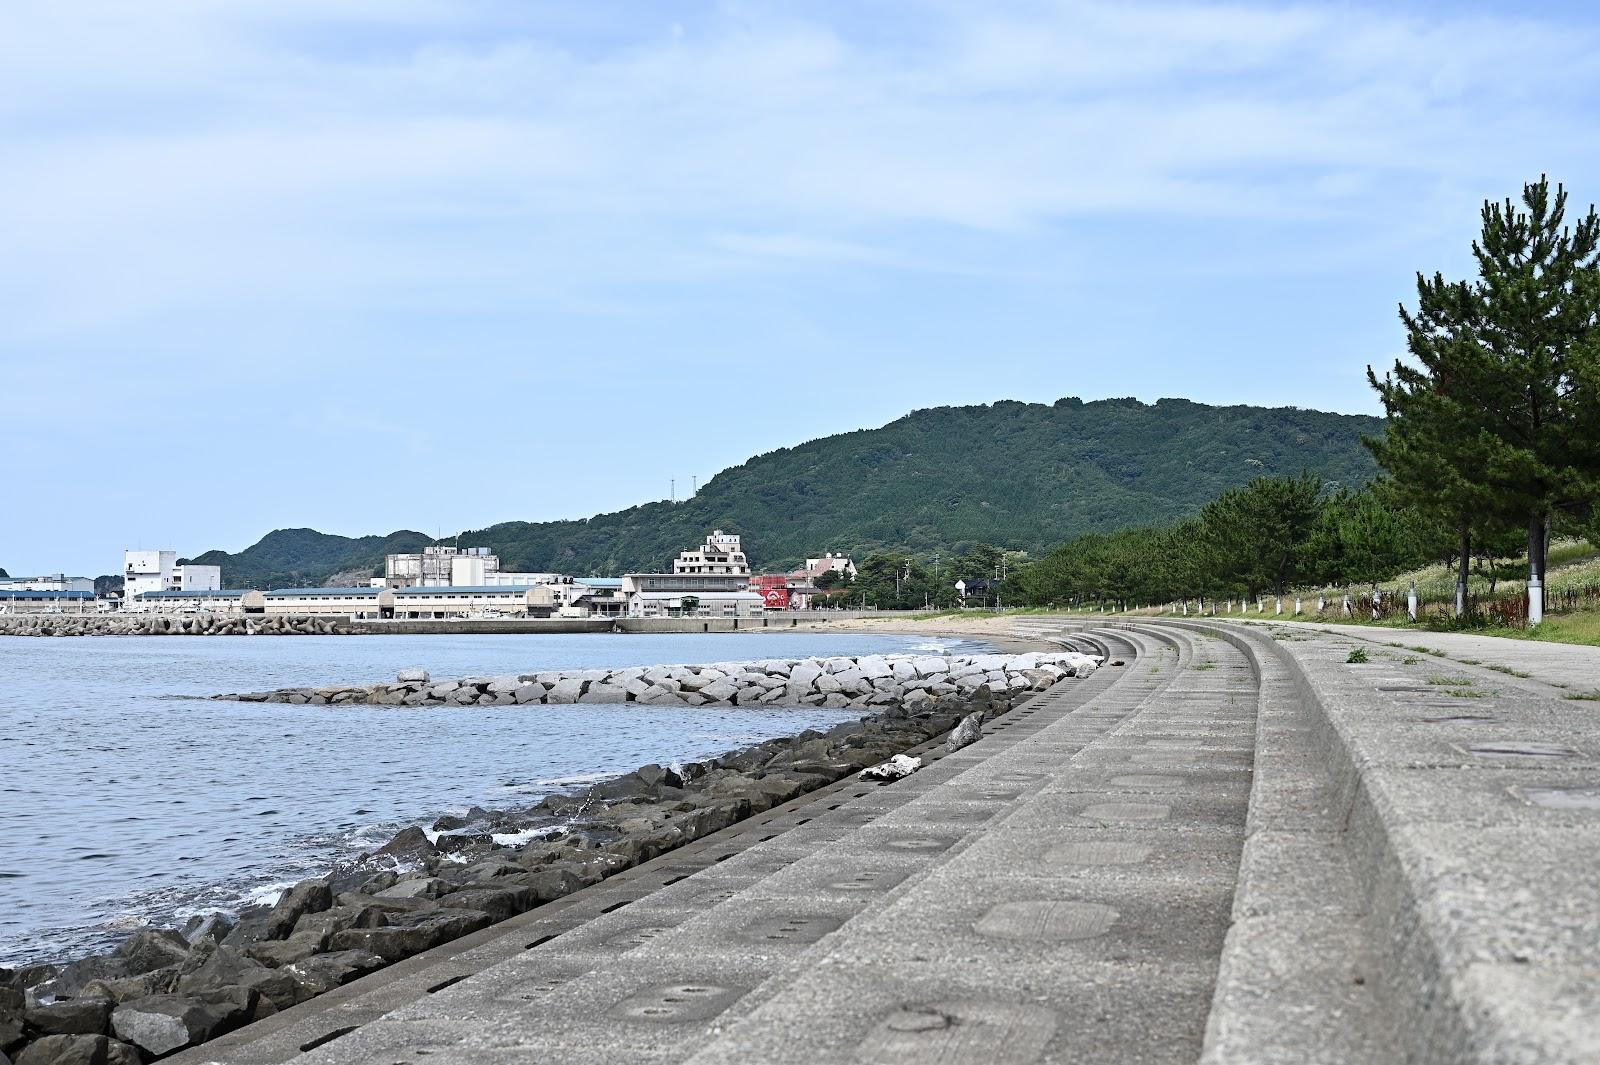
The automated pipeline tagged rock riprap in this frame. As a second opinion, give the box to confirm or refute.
[3,650,1097,1064]
[219,651,1101,709]
[0,615,343,638]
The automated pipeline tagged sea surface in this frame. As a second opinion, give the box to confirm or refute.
[0,630,986,967]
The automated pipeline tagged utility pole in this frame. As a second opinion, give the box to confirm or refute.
[670,479,675,501]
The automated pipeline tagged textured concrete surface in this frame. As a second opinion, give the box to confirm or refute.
[182,617,1600,1064]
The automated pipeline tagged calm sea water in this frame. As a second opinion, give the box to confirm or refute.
[0,630,984,967]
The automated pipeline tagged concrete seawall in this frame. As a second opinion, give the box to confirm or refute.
[145,616,1600,1064]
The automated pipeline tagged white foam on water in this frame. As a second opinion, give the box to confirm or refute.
[490,826,562,847]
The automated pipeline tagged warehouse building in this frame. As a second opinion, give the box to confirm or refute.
[0,589,96,614]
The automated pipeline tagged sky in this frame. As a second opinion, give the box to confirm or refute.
[5,0,1600,576]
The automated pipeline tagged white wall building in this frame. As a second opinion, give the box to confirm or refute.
[0,574,95,594]
[381,546,565,590]
[624,530,765,618]
[122,550,222,609]
[672,531,750,575]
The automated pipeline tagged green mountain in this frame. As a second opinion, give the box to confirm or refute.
[187,528,433,590]
[194,397,1383,587]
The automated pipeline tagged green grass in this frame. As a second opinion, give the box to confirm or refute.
[1194,662,1217,671]
[1402,655,1421,664]
[1485,664,1533,678]
[1563,691,1600,701]
[1426,675,1475,686]
[1444,688,1487,699]
[1346,648,1369,664]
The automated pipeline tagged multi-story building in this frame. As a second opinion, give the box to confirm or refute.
[624,531,765,618]
[671,531,750,575]
[122,550,221,609]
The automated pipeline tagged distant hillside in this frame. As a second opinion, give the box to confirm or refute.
[0,567,8,579]
[194,397,1383,588]
[187,528,432,590]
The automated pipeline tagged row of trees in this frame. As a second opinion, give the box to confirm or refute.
[1006,475,1463,608]
[1369,177,1600,619]
[816,544,1017,611]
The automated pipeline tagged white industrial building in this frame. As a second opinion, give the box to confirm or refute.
[623,531,765,618]
[122,550,221,609]
[379,546,565,590]
[0,574,95,594]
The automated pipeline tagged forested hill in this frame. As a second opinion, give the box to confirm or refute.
[187,529,432,590]
[192,398,1383,588]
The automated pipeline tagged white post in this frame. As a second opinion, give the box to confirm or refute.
[1407,581,1418,622]
[1317,595,1325,613]
[1342,593,1351,617]
[1275,597,1282,615]
[1529,574,1543,626]
[1182,600,1188,616]
[1294,597,1302,615]
[1372,589,1381,621]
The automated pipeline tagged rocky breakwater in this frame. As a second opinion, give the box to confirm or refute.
[222,650,1100,710]
[2,650,1099,1064]
[0,615,345,638]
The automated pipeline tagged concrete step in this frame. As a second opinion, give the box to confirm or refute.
[185,627,1152,1064]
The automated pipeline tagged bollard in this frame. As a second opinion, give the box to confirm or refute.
[1275,597,1282,615]
[1407,581,1417,622]
[1317,595,1325,613]
[1342,593,1351,617]
[1529,574,1543,626]
[1294,597,1302,615]
[1372,589,1381,621]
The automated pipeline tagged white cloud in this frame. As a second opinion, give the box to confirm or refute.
[3,0,1599,335]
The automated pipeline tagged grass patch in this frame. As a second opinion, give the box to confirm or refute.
[1564,691,1600,701]
[1427,675,1476,686]
[1402,655,1421,665]
[1444,688,1487,699]
[1194,662,1217,671]
[1485,664,1533,678]
[1408,645,1433,654]
[1346,648,1369,664]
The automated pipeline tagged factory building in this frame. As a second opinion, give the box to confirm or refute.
[122,550,221,609]
[378,546,563,590]
[0,574,95,594]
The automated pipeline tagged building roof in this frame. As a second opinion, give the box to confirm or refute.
[394,586,536,596]
[267,588,382,598]
[133,589,247,599]
[573,577,623,588]
[0,590,93,600]
[632,591,765,601]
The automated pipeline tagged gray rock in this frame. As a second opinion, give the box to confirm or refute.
[375,877,451,901]
[14,1035,141,1065]
[111,993,248,1056]
[176,949,304,1010]
[946,712,984,752]
[112,930,190,976]
[23,1000,112,1037]
[262,881,332,938]
[283,950,386,997]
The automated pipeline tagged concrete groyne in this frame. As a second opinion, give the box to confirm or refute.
[0,614,346,637]
[218,651,1103,710]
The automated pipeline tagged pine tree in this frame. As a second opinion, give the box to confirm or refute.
[1372,177,1600,619]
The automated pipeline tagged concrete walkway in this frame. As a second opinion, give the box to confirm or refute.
[1235,617,1600,693]
[184,619,1600,1064]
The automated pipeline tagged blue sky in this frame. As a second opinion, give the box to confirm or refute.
[5,0,1600,576]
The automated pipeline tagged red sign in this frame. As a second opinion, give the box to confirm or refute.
[762,587,789,609]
